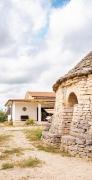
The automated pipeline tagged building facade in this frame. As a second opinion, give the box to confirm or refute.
[5,91,55,125]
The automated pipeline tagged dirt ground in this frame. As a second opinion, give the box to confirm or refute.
[0,126,92,180]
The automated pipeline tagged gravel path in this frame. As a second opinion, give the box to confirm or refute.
[0,126,92,180]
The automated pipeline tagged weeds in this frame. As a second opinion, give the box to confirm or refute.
[1,162,14,169]
[0,148,23,160]
[35,143,71,156]
[1,157,42,170]
[24,128,70,156]
[25,128,42,141]
[0,153,8,160]
[25,118,35,126]
[3,148,23,156]
[16,157,42,168]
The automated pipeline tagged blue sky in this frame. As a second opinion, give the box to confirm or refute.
[51,0,70,8]
[30,0,71,52]
[0,0,92,107]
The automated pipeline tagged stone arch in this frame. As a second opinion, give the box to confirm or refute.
[68,92,78,107]
[62,92,78,135]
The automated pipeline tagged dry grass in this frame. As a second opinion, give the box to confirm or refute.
[1,157,42,170]
[0,134,11,144]
[25,128,42,141]
[36,143,61,153]
[33,142,70,156]
[16,157,42,168]
[4,121,13,126]
[1,162,14,169]
[0,153,8,160]
[0,134,10,160]
[0,148,23,160]
[3,148,23,156]
[24,128,71,157]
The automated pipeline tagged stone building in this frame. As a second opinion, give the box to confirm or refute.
[43,52,92,158]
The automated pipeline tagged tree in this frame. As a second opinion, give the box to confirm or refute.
[0,110,7,122]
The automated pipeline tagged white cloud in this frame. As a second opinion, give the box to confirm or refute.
[0,0,92,107]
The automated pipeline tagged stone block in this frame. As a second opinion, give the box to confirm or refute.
[76,138,86,145]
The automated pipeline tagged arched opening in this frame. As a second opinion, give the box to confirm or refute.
[62,92,78,135]
[68,92,78,107]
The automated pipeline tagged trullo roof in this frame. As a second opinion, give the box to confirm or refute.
[53,51,92,91]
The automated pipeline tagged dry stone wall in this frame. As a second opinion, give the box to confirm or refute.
[61,103,92,158]
[62,107,73,135]
[43,74,92,158]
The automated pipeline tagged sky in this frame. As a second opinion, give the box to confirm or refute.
[0,0,92,108]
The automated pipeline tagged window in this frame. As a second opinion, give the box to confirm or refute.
[22,107,27,111]
[21,115,29,121]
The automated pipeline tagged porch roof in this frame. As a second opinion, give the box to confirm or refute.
[5,98,55,108]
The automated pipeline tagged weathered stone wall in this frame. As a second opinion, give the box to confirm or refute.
[43,74,92,158]
[62,107,73,135]
[61,103,92,158]
[50,74,92,133]
[49,87,64,134]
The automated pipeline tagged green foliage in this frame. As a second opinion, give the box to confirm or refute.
[0,110,7,122]
[25,118,35,126]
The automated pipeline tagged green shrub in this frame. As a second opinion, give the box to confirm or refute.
[25,118,35,126]
[0,110,7,122]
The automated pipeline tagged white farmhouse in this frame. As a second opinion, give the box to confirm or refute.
[5,91,55,125]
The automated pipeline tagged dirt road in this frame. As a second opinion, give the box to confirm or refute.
[0,126,92,180]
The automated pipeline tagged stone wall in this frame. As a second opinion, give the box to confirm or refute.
[62,107,73,135]
[61,103,92,158]
[42,74,92,158]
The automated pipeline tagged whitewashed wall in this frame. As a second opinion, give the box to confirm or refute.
[12,102,37,121]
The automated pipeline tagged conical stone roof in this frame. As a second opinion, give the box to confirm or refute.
[53,51,92,91]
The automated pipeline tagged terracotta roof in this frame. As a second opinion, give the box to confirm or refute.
[53,51,92,91]
[26,91,55,98]
[5,92,55,107]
